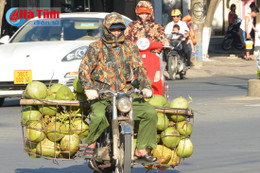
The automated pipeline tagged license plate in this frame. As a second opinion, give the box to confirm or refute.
[14,70,32,84]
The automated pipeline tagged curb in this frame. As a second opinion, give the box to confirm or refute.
[187,55,257,78]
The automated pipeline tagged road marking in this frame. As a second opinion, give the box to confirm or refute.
[245,104,260,107]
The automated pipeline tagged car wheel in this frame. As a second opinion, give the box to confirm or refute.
[0,98,5,107]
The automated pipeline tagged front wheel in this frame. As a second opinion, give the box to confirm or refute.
[0,98,4,107]
[167,55,178,80]
[222,38,233,50]
[115,134,132,173]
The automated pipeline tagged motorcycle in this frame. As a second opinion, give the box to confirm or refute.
[222,18,243,50]
[165,33,188,80]
[88,89,139,173]
[136,38,168,97]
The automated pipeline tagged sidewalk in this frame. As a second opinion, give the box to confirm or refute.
[186,36,258,78]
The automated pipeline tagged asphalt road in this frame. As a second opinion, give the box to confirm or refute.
[1,74,260,173]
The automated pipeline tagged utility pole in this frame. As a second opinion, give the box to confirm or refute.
[191,0,222,63]
[191,0,206,63]
[0,0,6,37]
[202,0,222,60]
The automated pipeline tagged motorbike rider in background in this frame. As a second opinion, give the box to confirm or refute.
[165,9,193,67]
[124,0,169,51]
[79,12,159,164]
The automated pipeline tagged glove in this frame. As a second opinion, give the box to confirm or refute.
[142,88,153,98]
[85,90,98,100]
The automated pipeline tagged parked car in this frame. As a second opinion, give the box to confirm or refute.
[0,12,132,106]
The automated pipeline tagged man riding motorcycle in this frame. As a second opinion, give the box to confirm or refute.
[165,9,192,67]
[78,12,159,164]
[124,0,169,49]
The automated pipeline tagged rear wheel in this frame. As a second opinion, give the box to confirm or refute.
[222,38,233,50]
[0,98,4,107]
[167,55,178,80]
[115,134,131,173]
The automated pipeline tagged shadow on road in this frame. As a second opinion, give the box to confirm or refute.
[16,164,89,173]
[15,165,182,173]
[208,36,252,58]
[2,98,20,107]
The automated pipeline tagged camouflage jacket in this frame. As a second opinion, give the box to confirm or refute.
[124,1,167,44]
[78,12,151,92]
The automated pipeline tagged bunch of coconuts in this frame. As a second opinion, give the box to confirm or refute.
[22,78,89,159]
[141,95,194,171]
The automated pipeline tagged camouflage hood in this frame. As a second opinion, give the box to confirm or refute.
[135,1,155,22]
[102,12,126,47]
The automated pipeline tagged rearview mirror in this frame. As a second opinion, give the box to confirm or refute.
[0,35,10,44]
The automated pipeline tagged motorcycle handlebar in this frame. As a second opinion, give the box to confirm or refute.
[99,88,142,96]
[163,45,174,50]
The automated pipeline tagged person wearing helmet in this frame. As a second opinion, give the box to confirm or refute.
[79,12,159,164]
[165,9,193,67]
[124,0,169,48]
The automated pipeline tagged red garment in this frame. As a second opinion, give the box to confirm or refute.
[228,11,237,25]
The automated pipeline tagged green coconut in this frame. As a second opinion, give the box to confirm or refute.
[60,120,72,135]
[55,85,75,100]
[26,121,46,143]
[176,138,193,158]
[23,81,47,99]
[157,112,169,131]
[38,96,58,116]
[60,134,80,158]
[25,139,40,158]
[36,138,61,158]
[73,76,84,94]
[48,83,64,97]
[177,121,193,136]
[21,106,42,126]
[148,94,168,107]
[71,119,89,139]
[168,96,189,122]
[161,127,180,148]
[67,93,89,115]
[46,121,65,142]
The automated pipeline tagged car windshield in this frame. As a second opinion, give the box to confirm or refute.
[10,18,103,42]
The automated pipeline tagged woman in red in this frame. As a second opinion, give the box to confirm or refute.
[228,4,238,27]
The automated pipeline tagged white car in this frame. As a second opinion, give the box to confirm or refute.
[0,12,132,106]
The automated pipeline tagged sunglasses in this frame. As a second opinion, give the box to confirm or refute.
[173,16,180,18]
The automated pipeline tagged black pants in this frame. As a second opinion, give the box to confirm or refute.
[181,41,191,66]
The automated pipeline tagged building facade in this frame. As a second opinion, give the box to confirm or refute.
[1,0,257,37]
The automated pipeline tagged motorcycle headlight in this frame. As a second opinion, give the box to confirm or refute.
[62,46,88,61]
[136,38,150,50]
[117,97,132,113]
